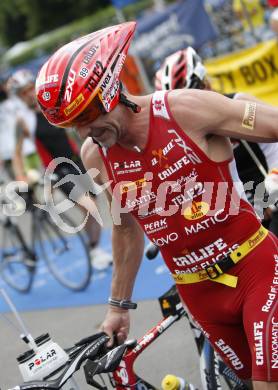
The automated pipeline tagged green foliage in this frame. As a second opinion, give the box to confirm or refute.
[1,0,155,66]
[2,6,117,65]
[0,0,27,45]
[0,0,111,46]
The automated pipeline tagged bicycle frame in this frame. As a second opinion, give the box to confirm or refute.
[96,312,247,390]
[111,307,186,389]
[7,299,248,390]
[103,286,248,390]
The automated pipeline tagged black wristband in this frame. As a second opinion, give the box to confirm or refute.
[108,297,137,310]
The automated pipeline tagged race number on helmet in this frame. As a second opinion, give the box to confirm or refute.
[36,22,136,127]
[155,47,206,91]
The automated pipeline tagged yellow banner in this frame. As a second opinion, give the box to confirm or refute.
[204,39,278,106]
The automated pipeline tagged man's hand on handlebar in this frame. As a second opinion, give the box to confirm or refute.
[100,306,130,347]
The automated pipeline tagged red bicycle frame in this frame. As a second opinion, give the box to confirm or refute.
[111,312,183,389]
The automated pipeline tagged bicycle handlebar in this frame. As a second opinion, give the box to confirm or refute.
[84,340,137,388]
[10,287,185,390]
[9,332,110,390]
[8,285,248,390]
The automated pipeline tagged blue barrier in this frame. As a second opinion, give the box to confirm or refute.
[0,229,173,312]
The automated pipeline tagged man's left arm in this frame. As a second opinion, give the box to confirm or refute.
[170,89,278,143]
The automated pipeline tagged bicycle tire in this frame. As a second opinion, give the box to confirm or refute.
[0,220,35,293]
[35,212,92,291]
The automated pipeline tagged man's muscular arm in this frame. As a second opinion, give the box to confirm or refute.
[81,138,145,345]
[102,212,144,345]
[170,89,278,142]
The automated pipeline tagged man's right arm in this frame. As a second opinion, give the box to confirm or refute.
[81,138,145,345]
[101,211,145,346]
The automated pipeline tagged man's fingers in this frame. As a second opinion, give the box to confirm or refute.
[117,331,127,344]
[107,336,114,348]
[99,324,113,346]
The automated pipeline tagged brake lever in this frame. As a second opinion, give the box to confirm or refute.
[76,332,108,347]
[84,338,137,386]
[76,334,110,368]
[85,368,107,390]
[84,344,126,378]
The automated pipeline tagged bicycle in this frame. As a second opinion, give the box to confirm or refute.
[0,177,92,292]
[8,286,248,390]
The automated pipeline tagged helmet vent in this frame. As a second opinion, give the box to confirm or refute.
[178,52,184,64]
[175,67,184,78]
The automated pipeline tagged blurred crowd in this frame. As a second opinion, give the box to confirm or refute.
[200,0,278,58]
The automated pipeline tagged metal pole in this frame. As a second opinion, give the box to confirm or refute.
[115,7,125,23]
[241,140,268,178]
[239,0,261,42]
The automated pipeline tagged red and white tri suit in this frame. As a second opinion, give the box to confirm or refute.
[99,91,278,381]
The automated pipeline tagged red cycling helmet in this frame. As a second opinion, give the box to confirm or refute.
[36,22,136,127]
[155,47,206,91]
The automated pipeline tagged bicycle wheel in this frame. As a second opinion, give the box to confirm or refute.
[0,220,35,293]
[35,212,92,291]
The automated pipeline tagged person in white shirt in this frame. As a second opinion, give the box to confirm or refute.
[0,76,39,178]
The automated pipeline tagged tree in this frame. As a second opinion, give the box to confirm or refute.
[0,0,110,47]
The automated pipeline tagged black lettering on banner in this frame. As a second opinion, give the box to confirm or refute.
[213,74,224,92]
[240,55,278,85]
[225,72,236,90]
[263,54,278,77]
[253,60,267,81]
[214,72,236,92]
[240,65,255,85]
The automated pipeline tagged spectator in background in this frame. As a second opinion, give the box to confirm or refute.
[268,0,278,34]
[268,0,278,6]
[233,0,265,30]
[0,76,39,179]
[7,69,112,270]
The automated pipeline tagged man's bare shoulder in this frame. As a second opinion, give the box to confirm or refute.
[167,89,206,134]
[167,89,232,134]
[168,88,223,113]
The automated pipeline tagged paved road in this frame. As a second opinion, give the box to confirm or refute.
[0,300,202,390]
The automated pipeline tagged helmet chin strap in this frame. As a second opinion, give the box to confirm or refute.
[119,92,141,113]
